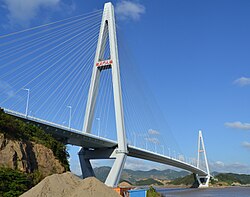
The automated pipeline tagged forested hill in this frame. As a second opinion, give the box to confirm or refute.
[0,108,70,196]
[94,166,189,185]
[169,172,250,186]
[0,108,69,170]
[94,166,250,187]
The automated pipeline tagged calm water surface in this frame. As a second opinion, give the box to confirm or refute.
[157,187,250,197]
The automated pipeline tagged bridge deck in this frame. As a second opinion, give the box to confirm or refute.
[127,147,207,176]
[3,108,207,176]
[3,109,117,149]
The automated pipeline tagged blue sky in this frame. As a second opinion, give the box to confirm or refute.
[0,0,250,174]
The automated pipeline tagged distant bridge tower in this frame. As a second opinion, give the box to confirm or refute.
[78,2,127,187]
[196,130,211,187]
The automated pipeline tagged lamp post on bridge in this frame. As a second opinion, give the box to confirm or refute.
[145,136,148,150]
[161,145,165,155]
[67,105,72,129]
[23,88,30,118]
[154,142,157,153]
[133,132,136,147]
[96,117,100,137]
[168,147,170,157]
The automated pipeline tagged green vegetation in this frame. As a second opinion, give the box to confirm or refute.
[0,168,33,197]
[168,173,195,186]
[214,173,250,185]
[146,186,162,197]
[168,172,250,187]
[94,166,250,188]
[0,109,71,196]
[122,168,189,181]
[0,108,69,170]
[94,166,110,182]
[94,166,189,185]
[136,178,163,186]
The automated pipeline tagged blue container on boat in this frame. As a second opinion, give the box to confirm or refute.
[128,189,147,197]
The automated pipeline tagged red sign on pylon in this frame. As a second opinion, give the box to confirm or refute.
[96,60,113,67]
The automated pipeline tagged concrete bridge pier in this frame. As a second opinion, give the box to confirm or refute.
[78,147,127,187]
[196,174,211,188]
[78,148,95,178]
[105,151,127,187]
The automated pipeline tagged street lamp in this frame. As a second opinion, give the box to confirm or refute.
[96,117,100,136]
[23,88,30,117]
[161,145,165,155]
[67,105,72,129]
[133,132,136,146]
[168,147,170,157]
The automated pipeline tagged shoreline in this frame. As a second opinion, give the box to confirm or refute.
[133,184,250,190]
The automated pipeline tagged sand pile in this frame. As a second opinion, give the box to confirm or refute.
[21,172,121,197]
[118,181,132,188]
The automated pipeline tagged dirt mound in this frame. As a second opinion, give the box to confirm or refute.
[21,172,121,197]
[118,181,132,188]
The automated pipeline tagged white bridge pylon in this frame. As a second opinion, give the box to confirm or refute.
[79,2,127,187]
[196,130,211,187]
[78,2,211,188]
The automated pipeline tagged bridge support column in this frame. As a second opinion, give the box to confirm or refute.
[105,152,127,187]
[78,147,127,187]
[196,174,210,188]
[78,148,95,178]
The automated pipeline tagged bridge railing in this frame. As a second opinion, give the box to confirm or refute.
[128,144,197,167]
[2,108,117,144]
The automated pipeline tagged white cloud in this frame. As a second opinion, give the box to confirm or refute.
[178,154,185,161]
[210,161,250,174]
[225,121,250,130]
[2,0,75,27]
[242,141,250,149]
[148,129,160,135]
[214,161,225,167]
[0,80,15,97]
[3,0,59,26]
[147,137,159,144]
[234,77,250,87]
[116,0,145,21]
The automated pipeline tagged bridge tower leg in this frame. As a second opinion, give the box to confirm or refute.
[196,130,211,187]
[79,2,127,187]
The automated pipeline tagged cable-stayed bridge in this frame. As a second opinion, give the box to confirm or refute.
[3,108,209,187]
[0,2,210,187]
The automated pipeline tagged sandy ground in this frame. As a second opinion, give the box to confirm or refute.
[21,172,121,197]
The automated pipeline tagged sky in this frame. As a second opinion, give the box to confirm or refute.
[0,0,250,175]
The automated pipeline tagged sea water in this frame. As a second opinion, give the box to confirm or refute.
[157,187,250,197]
